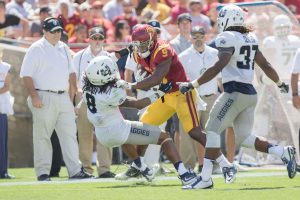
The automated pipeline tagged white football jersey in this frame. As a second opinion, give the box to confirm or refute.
[83,86,127,127]
[215,31,259,84]
[262,35,300,80]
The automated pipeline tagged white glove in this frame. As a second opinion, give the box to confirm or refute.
[116,80,136,89]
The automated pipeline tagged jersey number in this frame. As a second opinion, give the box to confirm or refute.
[162,49,168,57]
[86,93,97,113]
[237,45,258,70]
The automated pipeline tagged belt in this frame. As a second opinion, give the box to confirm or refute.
[201,93,215,98]
[36,89,66,94]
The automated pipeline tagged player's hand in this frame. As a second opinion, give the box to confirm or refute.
[152,82,172,97]
[116,80,135,89]
[32,96,43,108]
[158,81,172,96]
[278,82,289,93]
[115,45,133,58]
[176,82,194,94]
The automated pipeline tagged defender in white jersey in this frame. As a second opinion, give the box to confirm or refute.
[177,4,297,189]
[82,55,196,185]
[262,15,300,81]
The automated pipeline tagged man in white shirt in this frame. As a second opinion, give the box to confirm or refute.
[73,26,116,178]
[20,17,92,181]
[291,48,300,109]
[178,26,220,170]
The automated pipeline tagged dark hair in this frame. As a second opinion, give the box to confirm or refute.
[82,74,116,94]
[0,0,5,7]
[115,20,129,40]
[225,25,254,34]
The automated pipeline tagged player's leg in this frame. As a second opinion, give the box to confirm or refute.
[115,144,142,180]
[225,127,235,163]
[234,95,297,179]
[118,99,175,179]
[176,90,206,146]
[124,121,196,184]
[184,93,240,189]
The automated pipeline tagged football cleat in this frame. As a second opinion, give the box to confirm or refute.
[182,176,213,189]
[281,146,297,179]
[179,169,197,186]
[222,165,237,184]
[115,163,141,181]
[141,168,155,182]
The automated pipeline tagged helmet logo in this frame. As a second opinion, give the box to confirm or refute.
[219,9,227,18]
[100,65,112,76]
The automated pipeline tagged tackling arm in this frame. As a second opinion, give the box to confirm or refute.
[121,96,152,110]
[193,52,231,87]
[132,58,172,90]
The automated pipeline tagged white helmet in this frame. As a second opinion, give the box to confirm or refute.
[85,56,120,86]
[217,4,245,33]
[272,15,292,38]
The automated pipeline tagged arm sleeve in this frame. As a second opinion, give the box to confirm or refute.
[73,51,82,80]
[291,49,300,74]
[107,87,127,106]
[64,45,75,74]
[215,32,236,51]
[20,46,39,78]
[125,55,137,72]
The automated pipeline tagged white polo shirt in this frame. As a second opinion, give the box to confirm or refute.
[73,46,118,89]
[179,45,219,96]
[20,37,75,91]
[291,48,300,74]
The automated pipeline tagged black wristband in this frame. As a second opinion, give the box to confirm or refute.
[292,93,298,96]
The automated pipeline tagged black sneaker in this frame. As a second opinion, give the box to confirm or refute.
[37,174,51,181]
[98,171,116,178]
[70,168,94,179]
[0,173,15,179]
[115,165,141,180]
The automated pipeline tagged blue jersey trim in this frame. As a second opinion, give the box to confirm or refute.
[223,81,257,94]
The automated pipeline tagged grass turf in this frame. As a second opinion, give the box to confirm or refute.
[0,166,299,200]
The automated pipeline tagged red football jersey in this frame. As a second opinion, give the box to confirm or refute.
[134,40,189,93]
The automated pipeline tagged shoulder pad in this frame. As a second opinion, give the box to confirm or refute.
[215,32,236,48]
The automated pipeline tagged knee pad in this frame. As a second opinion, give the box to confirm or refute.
[206,131,221,148]
[241,134,256,149]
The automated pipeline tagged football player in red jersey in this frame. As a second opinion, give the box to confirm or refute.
[116,25,212,181]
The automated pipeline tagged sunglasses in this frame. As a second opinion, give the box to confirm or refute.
[49,29,62,34]
[191,34,205,40]
[90,36,104,41]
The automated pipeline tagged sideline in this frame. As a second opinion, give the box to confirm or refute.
[0,171,287,187]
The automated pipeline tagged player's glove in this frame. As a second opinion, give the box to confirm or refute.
[177,79,200,94]
[116,80,136,90]
[277,81,289,93]
[149,82,172,103]
[115,44,133,58]
[176,82,194,94]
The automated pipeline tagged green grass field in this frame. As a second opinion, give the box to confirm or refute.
[0,166,300,200]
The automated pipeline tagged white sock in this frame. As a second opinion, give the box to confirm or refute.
[216,154,232,168]
[201,158,214,181]
[177,162,188,176]
[268,145,284,157]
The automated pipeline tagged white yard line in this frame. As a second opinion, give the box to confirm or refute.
[0,172,287,187]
